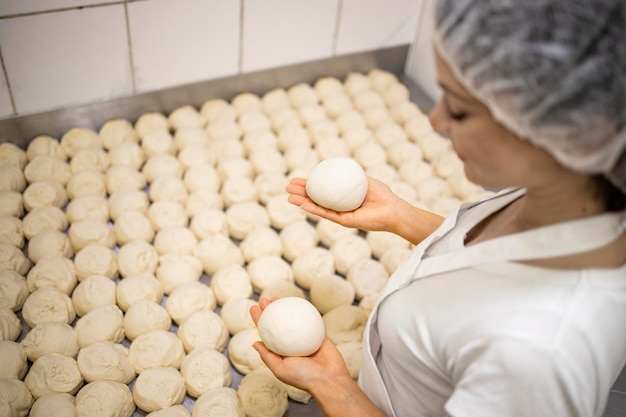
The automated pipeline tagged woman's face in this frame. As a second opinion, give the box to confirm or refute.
[429,50,564,191]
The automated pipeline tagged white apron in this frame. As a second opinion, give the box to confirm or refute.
[359,188,626,417]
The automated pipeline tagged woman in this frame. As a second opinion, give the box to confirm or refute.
[251,1,626,416]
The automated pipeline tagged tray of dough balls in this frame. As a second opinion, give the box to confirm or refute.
[0,68,491,417]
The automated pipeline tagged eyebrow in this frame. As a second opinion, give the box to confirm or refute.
[437,81,474,103]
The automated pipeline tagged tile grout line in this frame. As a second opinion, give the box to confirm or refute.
[238,0,245,74]
[0,2,127,20]
[123,0,137,93]
[0,44,17,115]
[331,0,343,56]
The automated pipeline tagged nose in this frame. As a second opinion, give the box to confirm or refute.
[429,98,451,136]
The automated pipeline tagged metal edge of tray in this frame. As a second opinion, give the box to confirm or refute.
[0,44,434,147]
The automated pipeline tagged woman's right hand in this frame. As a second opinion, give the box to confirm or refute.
[285,176,402,233]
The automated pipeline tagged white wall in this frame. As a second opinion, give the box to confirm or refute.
[0,0,422,119]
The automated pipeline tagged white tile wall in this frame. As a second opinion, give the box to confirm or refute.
[0,0,423,120]
[242,0,338,73]
[128,0,240,93]
[0,5,132,115]
[336,0,421,55]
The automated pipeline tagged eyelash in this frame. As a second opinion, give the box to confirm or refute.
[443,97,467,121]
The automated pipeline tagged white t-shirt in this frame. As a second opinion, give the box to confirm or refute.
[369,189,626,417]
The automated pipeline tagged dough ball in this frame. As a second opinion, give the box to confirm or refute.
[284,144,319,173]
[117,240,159,278]
[21,287,75,329]
[60,127,102,157]
[25,353,83,399]
[323,304,368,344]
[26,135,67,161]
[24,156,71,185]
[366,230,411,260]
[148,201,188,231]
[346,258,389,300]
[106,165,146,194]
[148,405,190,417]
[352,89,385,112]
[72,275,117,317]
[192,387,244,417]
[99,118,139,150]
[239,110,271,135]
[216,156,253,181]
[149,175,188,205]
[156,253,203,295]
[114,210,155,245]
[21,322,79,362]
[447,172,484,200]
[74,244,118,281]
[265,194,307,230]
[373,122,407,149]
[398,159,434,188]
[0,308,21,341]
[330,234,372,276]
[220,297,256,335]
[68,219,115,252]
[66,170,107,200]
[309,273,355,314]
[261,87,290,115]
[0,146,25,169]
[239,226,282,263]
[22,206,68,240]
[363,106,393,130]
[143,154,184,183]
[322,93,353,118]
[26,255,76,295]
[186,189,223,217]
[206,119,242,141]
[386,140,423,168]
[382,82,410,107]
[74,304,124,348]
[0,242,30,275]
[247,255,293,294]
[336,110,367,133]
[183,164,220,193]
[0,270,28,311]
[189,209,228,239]
[200,98,236,123]
[0,379,33,417]
[177,309,229,353]
[416,176,453,206]
[315,137,351,161]
[108,142,145,170]
[115,273,163,312]
[308,118,339,143]
[124,299,171,341]
[70,148,110,173]
[288,83,318,108]
[166,282,217,325]
[210,264,253,306]
[194,234,244,275]
[181,346,232,397]
[129,330,185,373]
[0,191,24,217]
[353,141,387,169]
[291,246,335,290]
[279,220,319,262]
[336,341,363,380]
[389,100,422,124]
[207,139,245,165]
[431,195,463,217]
[242,130,278,154]
[248,148,287,176]
[23,180,68,211]
[231,92,262,115]
[220,177,257,208]
[368,68,398,92]
[77,341,135,384]
[141,130,176,157]
[154,226,197,255]
[237,366,288,417]
[133,367,186,413]
[277,124,311,150]
[227,327,264,375]
[66,194,109,224]
[257,297,325,356]
[178,144,215,170]
[315,217,357,248]
[169,105,205,130]
[75,380,135,417]
[418,131,453,162]
[29,392,76,417]
[305,157,367,212]
[0,341,27,379]
[136,112,170,137]
[259,281,305,300]
[379,246,412,274]
[366,163,399,185]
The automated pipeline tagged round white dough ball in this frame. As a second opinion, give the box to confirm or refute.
[68,219,115,252]
[227,327,264,375]
[346,257,389,300]
[66,194,109,224]
[192,387,244,417]
[123,299,172,341]
[305,157,367,212]
[117,240,159,278]
[115,273,163,312]
[148,405,191,417]
[220,297,256,335]
[0,341,28,379]
[200,98,236,123]
[156,253,203,294]
[366,230,411,259]
[21,287,75,329]
[257,297,325,357]
[99,118,139,149]
[22,181,68,211]
[194,234,244,275]
[75,380,135,417]
[66,170,107,199]
[0,243,30,275]
[108,189,149,221]
[26,135,67,161]
[129,330,185,373]
[246,255,293,294]
[72,275,117,317]
[29,392,76,417]
[291,246,336,290]
[149,175,188,205]
[154,226,197,255]
[142,130,176,157]
[279,220,319,262]
[0,378,33,417]
[106,165,146,194]
[259,281,305,300]
[380,246,412,274]
[22,205,68,240]
[27,230,73,264]
[220,177,257,208]
[136,112,169,136]
[0,308,21,341]
[189,209,228,239]
[231,92,262,115]
[169,105,205,130]
[133,367,186,413]
[0,142,26,169]
[181,346,232,397]
[73,244,118,281]
[25,353,83,399]
[143,154,184,183]
[330,234,372,276]
[114,210,155,245]
[237,366,288,417]
[20,322,79,362]
[0,270,28,312]
[148,200,188,231]
[239,226,282,263]
[336,341,363,380]
[76,341,135,384]
[186,189,223,218]
[183,163,220,193]
[315,217,358,247]
[27,255,76,294]
[108,142,145,170]
[322,304,368,344]
[166,282,217,325]
[177,309,229,353]
[210,264,253,306]
[0,191,24,217]
[24,156,71,185]
[74,304,125,348]
[265,194,307,230]
[309,273,355,314]
[60,127,102,157]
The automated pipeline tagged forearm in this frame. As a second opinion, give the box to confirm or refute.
[309,375,387,417]
[389,197,445,245]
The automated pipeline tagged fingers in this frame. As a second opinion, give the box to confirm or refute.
[249,297,278,325]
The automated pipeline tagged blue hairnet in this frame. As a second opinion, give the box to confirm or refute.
[433,0,626,193]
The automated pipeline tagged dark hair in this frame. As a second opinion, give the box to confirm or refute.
[596,175,626,212]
